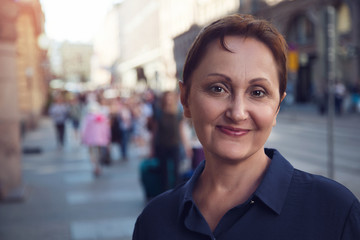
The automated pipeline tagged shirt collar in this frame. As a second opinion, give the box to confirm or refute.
[179,160,205,216]
[178,148,294,217]
[254,148,294,215]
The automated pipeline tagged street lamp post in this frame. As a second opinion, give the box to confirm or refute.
[325,5,336,179]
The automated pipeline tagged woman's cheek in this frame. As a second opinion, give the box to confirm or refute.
[252,105,278,129]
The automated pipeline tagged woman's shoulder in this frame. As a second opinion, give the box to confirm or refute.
[292,168,358,206]
[137,184,186,222]
[134,184,188,239]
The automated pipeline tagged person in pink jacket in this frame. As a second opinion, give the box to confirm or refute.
[81,97,110,176]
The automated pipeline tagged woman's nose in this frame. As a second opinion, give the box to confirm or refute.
[225,96,248,122]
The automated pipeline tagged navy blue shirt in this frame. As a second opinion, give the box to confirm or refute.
[133,149,360,240]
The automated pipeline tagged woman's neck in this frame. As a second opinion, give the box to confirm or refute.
[192,150,271,231]
[197,150,270,203]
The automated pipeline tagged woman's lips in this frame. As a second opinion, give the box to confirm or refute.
[217,126,250,136]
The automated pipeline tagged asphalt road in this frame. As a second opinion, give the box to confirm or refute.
[267,108,360,198]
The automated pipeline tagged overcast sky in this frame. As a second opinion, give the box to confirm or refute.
[40,0,116,43]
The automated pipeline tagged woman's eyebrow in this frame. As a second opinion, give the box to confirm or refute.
[206,74,272,86]
[249,78,272,86]
[206,73,231,82]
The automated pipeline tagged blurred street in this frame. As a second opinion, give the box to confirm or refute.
[0,117,148,240]
[1,1,360,239]
[0,105,359,240]
[268,105,360,199]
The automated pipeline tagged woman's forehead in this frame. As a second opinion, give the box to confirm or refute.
[199,37,277,71]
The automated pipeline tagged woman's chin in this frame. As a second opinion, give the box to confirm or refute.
[210,149,250,164]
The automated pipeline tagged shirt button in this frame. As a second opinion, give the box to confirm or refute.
[250,200,255,204]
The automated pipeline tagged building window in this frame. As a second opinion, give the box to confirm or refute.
[337,3,351,35]
[136,67,147,83]
[287,14,315,46]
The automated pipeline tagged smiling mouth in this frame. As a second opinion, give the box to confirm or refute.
[217,126,250,136]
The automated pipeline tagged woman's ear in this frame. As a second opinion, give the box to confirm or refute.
[277,92,287,113]
[273,92,286,127]
[280,92,287,103]
[179,81,192,118]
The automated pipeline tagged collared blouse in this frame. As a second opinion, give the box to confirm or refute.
[133,149,360,240]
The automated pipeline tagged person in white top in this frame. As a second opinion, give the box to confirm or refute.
[49,93,69,149]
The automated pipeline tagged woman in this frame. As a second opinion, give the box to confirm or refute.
[81,94,110,176]
[133,14,360,239]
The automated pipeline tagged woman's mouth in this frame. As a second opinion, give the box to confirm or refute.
[217,126,250,136]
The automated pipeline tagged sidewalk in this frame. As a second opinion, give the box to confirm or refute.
[0,117,148,240]
[277,103,360,199]
[279,103,360,126]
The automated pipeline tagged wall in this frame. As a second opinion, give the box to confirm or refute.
[0,0,22,200]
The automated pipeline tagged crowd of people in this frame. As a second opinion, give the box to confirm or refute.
[48,88,196,181]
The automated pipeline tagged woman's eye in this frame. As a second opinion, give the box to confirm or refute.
[251,90,265,97]
[210,86,225,93]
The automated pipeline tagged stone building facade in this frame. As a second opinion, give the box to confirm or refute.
[0,0,22,200]
[253,0,360,106]
[94,0,359,106]
[93,0,240,92]
[59,42,93,84]
[16,0,48,129]
[0,0,47,200]
[173,0,359,107]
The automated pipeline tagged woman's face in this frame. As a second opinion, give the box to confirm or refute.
[180,36,283,163]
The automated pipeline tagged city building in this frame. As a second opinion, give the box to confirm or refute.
[92,5,122,88]
[58,42,93,91]
[0,0,48,201]
[46,41,93,93]
[0,0,22,200]
[175,0,360,108]
[15,0,48,129]
[93,0,240,93]
[252,0,359,107]
[172,0,240,85]
[93,0,359,111]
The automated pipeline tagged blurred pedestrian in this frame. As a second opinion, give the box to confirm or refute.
[151,90,191,192]
[109,97,122,157]
[109,96,133,162]
[117,98,133,162]
[131,94,153,147]
[48,93,69,149]
[81,94,110,176]
[351,82,360,113]
[68,95,82,143]
[334,80,346,115]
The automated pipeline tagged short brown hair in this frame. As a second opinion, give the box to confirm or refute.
[182,14,288,101]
